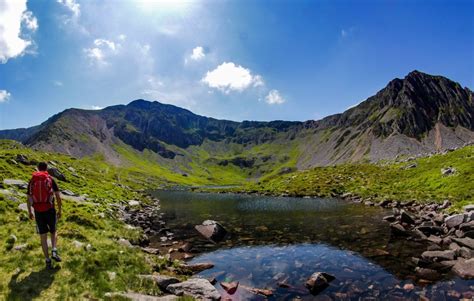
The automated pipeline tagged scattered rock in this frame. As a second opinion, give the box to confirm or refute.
[195,220,227,243]
[426,235,442,245]
[128,200,140,207]
[305,272,335,294]
[452,258,474,279]
[18,203,28,212]
[400,210,416,224]
[390,223,408,236]
[383,215,396,222]
[139,274,180,291]
[3,179,27,187]
[72,240,84,248]
[445,214,465,228]
[14,243,28,251]
[104,292,178,301]
[441,167,456,176]
[107,271,116,281]
[180,263,214,273]
[464,205,474,212]
[61,189,76,196]
[421,250,455,261]
[167,278,221,300]
[118,238,133,248]
[451,237,474,249]
[220,281,239,295]
[178,242,192,253]
[141,247,160,255]
[47,167,66,181]
[415,267,440,281]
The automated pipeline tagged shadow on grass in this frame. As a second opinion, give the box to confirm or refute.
[6,267,59,301]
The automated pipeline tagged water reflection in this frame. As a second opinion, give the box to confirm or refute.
[151,190,473,299]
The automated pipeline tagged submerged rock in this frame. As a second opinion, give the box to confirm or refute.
[167,278,221,300]
[195,220,227,243]
[390,223,408,236]
[305,272,335,294]
[220,281,239,295]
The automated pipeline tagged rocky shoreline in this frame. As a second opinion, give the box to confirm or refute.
[114,189,474,300]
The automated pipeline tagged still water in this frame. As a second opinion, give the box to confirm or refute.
[151,190,473,300]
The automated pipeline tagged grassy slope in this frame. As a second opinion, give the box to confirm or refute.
[242,145,474,210]
[1,138,473,299]
[0,140,176,300]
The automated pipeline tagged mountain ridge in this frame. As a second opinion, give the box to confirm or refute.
[1,70,473,178]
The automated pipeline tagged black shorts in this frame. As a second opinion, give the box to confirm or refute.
[35,208,57,234]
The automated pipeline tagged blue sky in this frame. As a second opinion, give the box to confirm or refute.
[0,0,473,129]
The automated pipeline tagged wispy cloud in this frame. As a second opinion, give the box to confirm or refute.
[52,80,63,86]
[83,38,120,66]
[0,90,11,103]
[265,89,286,105]
[90,105,103,110]
[190,46,205,61]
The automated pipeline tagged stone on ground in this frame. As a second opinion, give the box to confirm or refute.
[104,292,178,301]
[452,258,474,279]
[166,278,221,300]
[139,274,180,291]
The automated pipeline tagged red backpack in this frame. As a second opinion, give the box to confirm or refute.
[30,171,54,207]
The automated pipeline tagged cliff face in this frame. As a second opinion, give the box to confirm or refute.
[1,71,473,170]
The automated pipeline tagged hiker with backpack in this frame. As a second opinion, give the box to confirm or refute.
[26,162,63,268]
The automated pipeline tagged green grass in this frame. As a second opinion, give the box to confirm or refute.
[0,140,177,300]
[238,145,474,208]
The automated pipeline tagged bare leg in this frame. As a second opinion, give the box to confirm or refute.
[51,231,57,250]
[40,234,49,259]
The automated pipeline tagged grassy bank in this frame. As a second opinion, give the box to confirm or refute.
[240,145,474,211]
[0,140,174,300]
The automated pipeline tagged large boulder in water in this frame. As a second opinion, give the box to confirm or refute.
[195,220,227,243]
[305,272,335,294]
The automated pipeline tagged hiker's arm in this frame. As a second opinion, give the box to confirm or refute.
[27,195,34,220]
[55,191,62,219]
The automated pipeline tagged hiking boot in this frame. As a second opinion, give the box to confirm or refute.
[51,249,62,262]
[45,258,52,269]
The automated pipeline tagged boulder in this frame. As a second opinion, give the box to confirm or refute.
[441,167,456,176]
[104,292,178,301]
[382,215,396,222]
[458,247,473,259]
[415,267,440,281]
[426,235,442,245]
[141,247,160,255]
[390,223,408,236]
[464,204,474,212]
[421,250,455,261]
[195,220,227,243]
[47,168,66,181]
[452,258,474,279]
[18,203,28,212]
[451,237,474,249]
[180,263,214,273]
[445,214,465,228]
[220,281,239,295]
[439,200,451,209]
[167,278,221,300]
[128,200,140,207]
[400,210,416,224]
[139,274,180,291]
[3,179,27,187]
[118,238,133,248]
[305,272,335,294]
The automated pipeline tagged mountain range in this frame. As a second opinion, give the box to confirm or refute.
[1,70,473,181]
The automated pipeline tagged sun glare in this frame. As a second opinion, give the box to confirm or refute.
[136,0,193,13]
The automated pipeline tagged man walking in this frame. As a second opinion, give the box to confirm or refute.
[26,162,63,268]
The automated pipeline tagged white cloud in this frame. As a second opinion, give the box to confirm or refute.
[52,80,63,86]
[57,0,80,18]
[341,29,347,38]
[202,62,264,93]
[190,46,205,61]
[90,105,103,110]
[0,0,38,63]
[84,38,120,66]
[265,89,285,105]
[118,34,127,41]
[0,90,11,103]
